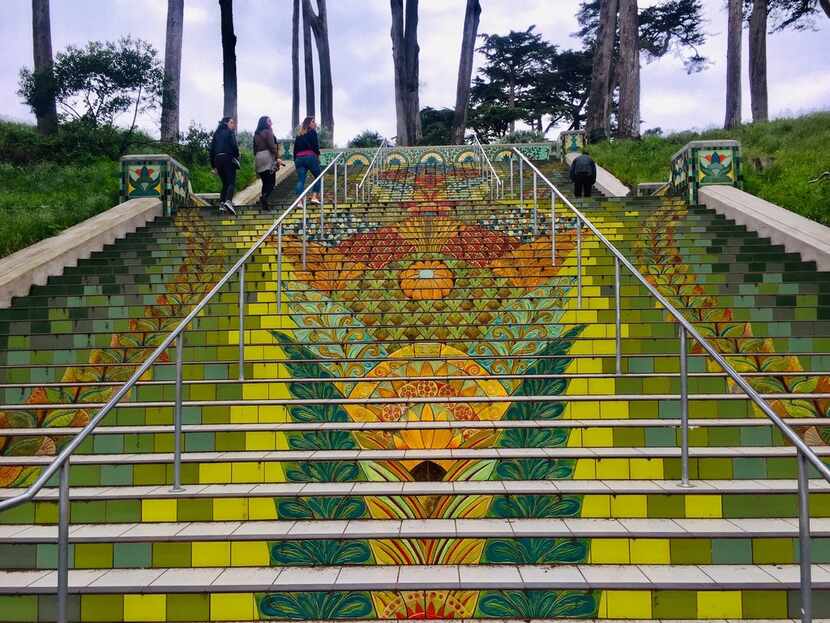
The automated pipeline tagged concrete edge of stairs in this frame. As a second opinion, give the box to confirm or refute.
[232,162,296,207]
[699,185,830,272]
[0,198,163,309]
[564,152,630,197]
[2,563,829,593]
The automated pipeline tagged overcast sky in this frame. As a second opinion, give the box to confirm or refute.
[2,0,828,145]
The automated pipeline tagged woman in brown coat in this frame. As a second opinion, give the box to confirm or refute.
[253,116,284,211]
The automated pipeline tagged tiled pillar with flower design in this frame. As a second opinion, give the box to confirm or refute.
[669,140,743,205]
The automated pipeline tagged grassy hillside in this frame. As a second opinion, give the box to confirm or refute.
[588,112,830,225]
[0,121,255,258]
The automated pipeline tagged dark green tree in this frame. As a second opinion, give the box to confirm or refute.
[419,107,454,145]
[19,37,164,130]
[348,130,384,148]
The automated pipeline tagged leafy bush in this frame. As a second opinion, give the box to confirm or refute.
[348,130,383,148]
[499,130,547,144]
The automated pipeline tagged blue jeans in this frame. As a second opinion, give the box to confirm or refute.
[294,155,322,196]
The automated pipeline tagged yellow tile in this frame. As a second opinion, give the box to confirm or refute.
[606,590,652,619]
[124,595,166,622]
[264,461,288,483]
[199,462,232,484]
[596,590,608,618]
[245,432,276,451]
[594,339,616,355]
[567,378,588,395]
[630,538,670,564]
[596,458,629,479]
[600,401,629,419]
[192,541,231,567]
[214,497,248,521]
[590,538,629,563]
[210,592,254,621]
[259,405,289,424]
[231,461,265,483]
[230,404,259,424]
[588,378,615,395]
[141,499,177,522]
[578,358,603,374]
[630,458,663,479]
[231,541,270,566]
[583,428,613,447]
[267,383,291,400]
[567,429,583,447]
[249,497,278,520]
[685,494,723,518]
[242,384,269,400]
[697,590,742,619]
[572,458,596,479]
[571,402,600,418]
[610,494,648,518]
[581,494,610,518]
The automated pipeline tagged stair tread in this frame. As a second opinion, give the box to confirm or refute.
[0,517,825,543]
[3,563,829,593]
[2,478,828,501]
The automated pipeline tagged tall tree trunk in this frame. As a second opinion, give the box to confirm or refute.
[303,0,334,140]
[390,0,421,146]
[820,0,830,19]
[31,0,58,134]
[291,0,300,130]
[585,0,619,140]
[508,79,516,134]
[724,0,742,129]
[302,0,315,117]
[617,0,640,138]
[160,0,184,142]
[451,0,481,144]
[749,0,769,122]
[219,0,237,124]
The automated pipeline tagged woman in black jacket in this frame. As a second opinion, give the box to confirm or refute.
[293,116,322,204]
[210,117,240,215]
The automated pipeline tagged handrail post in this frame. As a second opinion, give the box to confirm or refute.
[510,158,514,197]
[615,257,622,376]
[302,197,308,269]
[238,263,245,381]
[344,161,349,201]
[333,160,338,213]
[57,462,70,623]
[532,172,538,235]
[320,175,325,233]
[679,325,691,487]
[798,448,813,623]
[171,332,184,492]
[276,224,283,315]
[576,219,582,308]
[519,157,524,204]
[550,194,556,265]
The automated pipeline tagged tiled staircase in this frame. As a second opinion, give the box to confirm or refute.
[1,150,830,622]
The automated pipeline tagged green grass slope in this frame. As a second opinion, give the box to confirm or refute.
[0,121,255,258]
[588,112,830,225]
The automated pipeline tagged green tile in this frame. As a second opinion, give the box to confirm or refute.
[670,538,711,564]
[114,542,152,568]
[711,537,752,564]
[106,499,141,523]
[167,594,210,622]
[152,542,191,567]
[74,543,113,569]
[80,594,123,623]
[646,495,685,519]
[733,457,767,479]
[652,590,697,619]
[0,544,35,569]
[71,500,107,524]
[177,497,213,522]
[0,596,38,623]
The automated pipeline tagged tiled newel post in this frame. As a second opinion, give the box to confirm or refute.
[120,155,191,216]
[670,140,743,205]
[559,130,587,161]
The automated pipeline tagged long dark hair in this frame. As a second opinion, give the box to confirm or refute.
[216,116,232,132]
[255,116,270,134]
[298,116,315,136]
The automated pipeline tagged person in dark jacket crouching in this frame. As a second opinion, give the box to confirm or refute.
[210,117,240,215]
[293,116,322,205]
[569,151,597,200]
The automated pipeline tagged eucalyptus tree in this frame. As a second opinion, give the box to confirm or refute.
[292,0,300,130]
[218,0,237,124]
[30,0,58,134]
[451,0,482,144]
[303,0,334,138]
[160,0,184,142]
[390,0,421,145]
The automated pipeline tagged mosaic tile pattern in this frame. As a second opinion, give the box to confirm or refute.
[1,148,829,621]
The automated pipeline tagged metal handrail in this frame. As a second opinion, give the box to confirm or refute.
[512,147,825,622]
[470,131,503,200]
[356,137,387,202]
[0,151,343,623]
